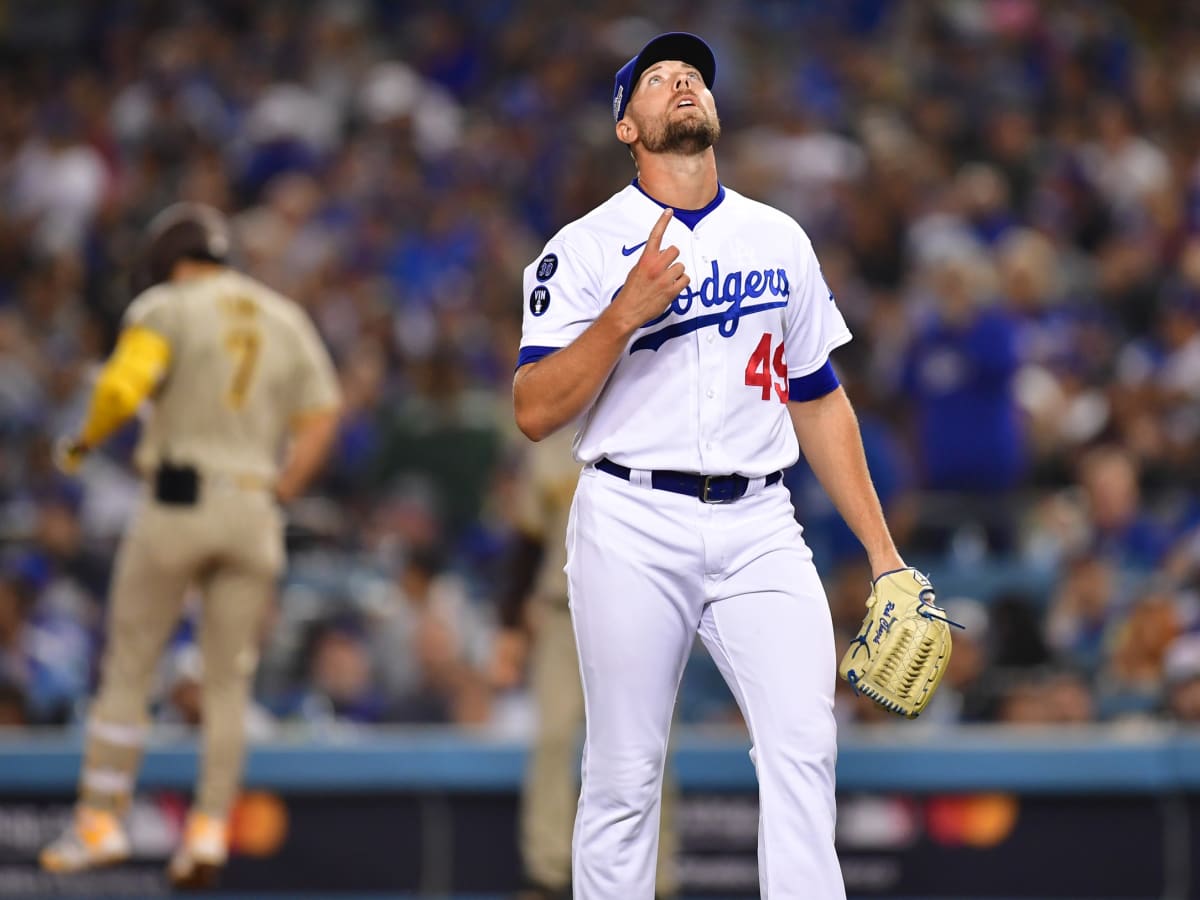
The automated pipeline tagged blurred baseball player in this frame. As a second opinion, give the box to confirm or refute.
[491,426,677,899]
[514,33,916,898]
[39,203,341,889]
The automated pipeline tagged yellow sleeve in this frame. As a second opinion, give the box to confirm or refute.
[78,326,172,449]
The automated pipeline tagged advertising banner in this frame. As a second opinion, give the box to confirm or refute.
[0,789,1180,897]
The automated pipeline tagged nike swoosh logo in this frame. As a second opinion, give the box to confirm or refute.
[621,241,647,256]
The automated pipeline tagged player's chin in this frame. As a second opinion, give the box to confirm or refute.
[651,120,720,154]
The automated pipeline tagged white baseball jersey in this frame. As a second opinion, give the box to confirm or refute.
[519,182,851,476]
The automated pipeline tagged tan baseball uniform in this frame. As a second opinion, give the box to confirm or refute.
[81,269,339,819]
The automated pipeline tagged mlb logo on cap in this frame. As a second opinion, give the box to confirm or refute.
[611,32,716,123]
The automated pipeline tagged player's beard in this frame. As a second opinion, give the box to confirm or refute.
[640,109,721,155]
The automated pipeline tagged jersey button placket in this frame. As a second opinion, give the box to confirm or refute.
[694,229,722,472]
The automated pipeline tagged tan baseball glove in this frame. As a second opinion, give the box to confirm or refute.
[838,568,962,719]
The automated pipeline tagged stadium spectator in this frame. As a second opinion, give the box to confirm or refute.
[366,549,491,724]
[1095,591,1185,720]
[0,569,89,724]
[1163,633,1200,722]
[1076,444,1171,571]
[901,249,1025,497]
[299,615,390,725]
[1045,552,1122,675]
[997,669,1095,724]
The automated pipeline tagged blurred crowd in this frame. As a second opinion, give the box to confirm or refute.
[2,0,1200,735]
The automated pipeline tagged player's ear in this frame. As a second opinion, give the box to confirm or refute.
[615,118,636,146]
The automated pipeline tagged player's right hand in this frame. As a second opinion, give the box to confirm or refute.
[53,437,89,476]
[612,207,689,330]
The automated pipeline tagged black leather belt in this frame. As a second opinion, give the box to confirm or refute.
[595,458,782,504]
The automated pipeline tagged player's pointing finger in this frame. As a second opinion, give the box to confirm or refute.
[644,207,673,255]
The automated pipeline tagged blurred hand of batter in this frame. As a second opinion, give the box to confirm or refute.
[53,437,89,475]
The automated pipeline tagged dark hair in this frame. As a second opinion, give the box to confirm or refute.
[132,203,230,294]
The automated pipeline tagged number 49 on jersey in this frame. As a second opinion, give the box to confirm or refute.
[745,333,787,403]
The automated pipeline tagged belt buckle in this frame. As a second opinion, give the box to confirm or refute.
[701,475,727,504]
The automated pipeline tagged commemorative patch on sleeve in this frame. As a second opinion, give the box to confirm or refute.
[529,286,551,316]
[535,253,558,282]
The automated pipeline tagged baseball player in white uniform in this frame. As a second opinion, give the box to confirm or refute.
[514,33,909,899]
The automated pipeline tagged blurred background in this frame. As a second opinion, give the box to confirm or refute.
[1,0,1200,897]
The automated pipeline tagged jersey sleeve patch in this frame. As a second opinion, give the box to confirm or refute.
[535,253,558,282]
[516,346,560,370]
[529,286,551,316]
[520,233,603,350]
[788,359,840,401]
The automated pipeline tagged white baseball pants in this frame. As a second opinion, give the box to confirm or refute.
[565,465,844,899]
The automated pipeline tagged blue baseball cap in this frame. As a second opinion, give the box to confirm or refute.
[612,32,716,123]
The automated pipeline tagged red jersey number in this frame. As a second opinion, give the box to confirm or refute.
[744,333,788,403]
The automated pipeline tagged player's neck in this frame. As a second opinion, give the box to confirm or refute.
[170,260,227,283]
[634,149,719,211]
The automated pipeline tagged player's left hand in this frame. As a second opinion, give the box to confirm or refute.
[53,437,89,475]
[837,568,963,718]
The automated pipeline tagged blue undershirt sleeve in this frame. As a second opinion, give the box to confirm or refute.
[516,346,560,370]
[788,359,840,401]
